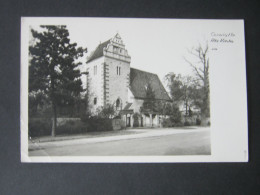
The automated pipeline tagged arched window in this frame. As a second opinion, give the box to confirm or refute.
[94,97,97,105]
[116,98,121,110]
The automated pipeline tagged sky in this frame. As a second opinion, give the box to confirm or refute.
[30,18,212,85]
[64,18,210,82]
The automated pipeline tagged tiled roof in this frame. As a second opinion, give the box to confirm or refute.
[86,39,111,63]
[130,68,171,101]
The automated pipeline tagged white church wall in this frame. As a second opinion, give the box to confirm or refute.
[104,56,130,109]
[127,88,134,103]
[86,57,105,113]
[78,63,87,90]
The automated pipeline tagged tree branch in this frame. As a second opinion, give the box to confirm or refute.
[183,57,204,80]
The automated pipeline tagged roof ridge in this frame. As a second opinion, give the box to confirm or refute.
[130,67,157,76]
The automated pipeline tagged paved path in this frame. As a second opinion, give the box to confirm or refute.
[29,127,210,156]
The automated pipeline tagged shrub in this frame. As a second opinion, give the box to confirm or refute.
[196,118,201,125]
[29,118,52,137]
[81,116,113,132]
[56,120,88,135]
[96,104,115,118]
[170,106,182,124]
[174,122,184,127]
[162,118,173,127]
[29,118,89,137]
[184,121,191,126]
[162,118,184,127]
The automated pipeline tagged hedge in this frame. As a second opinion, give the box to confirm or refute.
[56,120,88,135]
[161,118,183,128]
[29,118,52,137]
[81,116,113,132]
[29,116,114,137]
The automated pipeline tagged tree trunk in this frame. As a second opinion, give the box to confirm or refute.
[51,102,57,137]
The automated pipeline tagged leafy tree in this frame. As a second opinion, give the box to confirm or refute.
[165,73,197,116]
[161,103,182,127]
[97,104,115,119]
[184,43,210,117]
[165,73,183,103]
[169,104,182,124]
[142,82,156,112]
[29,25,87,136]
[29,90,48,115]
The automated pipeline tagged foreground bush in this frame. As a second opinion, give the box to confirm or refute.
[162,118,173,127]
[29,116,114,137]
[29,118,88,137]
[29,118,52,137]
[184,121,191,126]
[77,117,114,133]
[56,120,88,135]
[162,118,183,127]
[196,118,201,125]
[81,116,113,132]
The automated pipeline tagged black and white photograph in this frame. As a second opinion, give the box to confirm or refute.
[21,18,248,162]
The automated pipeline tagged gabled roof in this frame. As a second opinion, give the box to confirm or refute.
[86,39,111,63]
[130,68,171,101]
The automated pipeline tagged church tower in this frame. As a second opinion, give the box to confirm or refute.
[86,33,131,114]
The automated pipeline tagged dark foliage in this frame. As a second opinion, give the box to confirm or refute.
[184,121,191,126]
[96,104,115,118]
[142,82,157,112]
[196,118,201,125]
[162,118,183,127]
[56,121,88,135]
[81,115,113,132]
[161,104,183,127]
[29,118,52,137]
[29,118,89,137]
[29,25,87,136]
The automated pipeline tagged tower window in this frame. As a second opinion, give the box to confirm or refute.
[94,65,97,75]
[117,66,121,75]
[94,97,97,105]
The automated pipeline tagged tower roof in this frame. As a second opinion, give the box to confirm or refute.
[129,68,171,101]
[86,39,111,63]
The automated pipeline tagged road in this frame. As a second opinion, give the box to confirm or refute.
[29,127,211,156]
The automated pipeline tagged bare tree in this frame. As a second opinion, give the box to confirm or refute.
[184,43,210,118]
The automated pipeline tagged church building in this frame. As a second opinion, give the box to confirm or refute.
[85,33,171,127]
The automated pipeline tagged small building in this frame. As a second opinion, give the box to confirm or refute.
[86,33,171,127]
